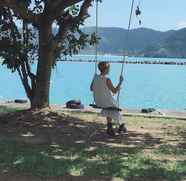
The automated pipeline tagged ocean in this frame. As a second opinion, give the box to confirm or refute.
[0,55,186,110]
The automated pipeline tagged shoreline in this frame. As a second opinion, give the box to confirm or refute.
[1,102,186,120]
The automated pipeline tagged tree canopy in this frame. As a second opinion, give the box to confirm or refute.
[0,0,99,108]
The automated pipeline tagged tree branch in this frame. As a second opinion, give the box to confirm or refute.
[50,0,89,20]
[52,0,84,11]
[52,0,92,52]
[25,60,36,93]
[74,0,92,22]
[0,39,12,50]
[17,63,33,99]
[0,0,40,24]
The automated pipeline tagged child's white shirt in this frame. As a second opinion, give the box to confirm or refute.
[92,74,124,124]
[92,74,118,108]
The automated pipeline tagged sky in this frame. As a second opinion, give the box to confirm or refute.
[84,0,186,31]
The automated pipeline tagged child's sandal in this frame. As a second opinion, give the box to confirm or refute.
[118,124,127,134]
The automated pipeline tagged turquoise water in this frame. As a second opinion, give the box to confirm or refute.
[1,55,186,110]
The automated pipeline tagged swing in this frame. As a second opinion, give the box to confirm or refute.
[89,104,122,111]
[136,6,141,16]
[135,0,142,25]
[89,0,136,112]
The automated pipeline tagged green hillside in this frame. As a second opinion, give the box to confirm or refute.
[83,27,186,58]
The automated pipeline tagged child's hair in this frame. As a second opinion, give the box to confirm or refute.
[98,62,110,73]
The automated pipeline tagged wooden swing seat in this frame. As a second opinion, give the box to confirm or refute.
[89,104,122,111]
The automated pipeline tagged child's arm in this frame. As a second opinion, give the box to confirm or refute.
[90,75,96,91]
[106,76,123,94]
[90,81,94,91]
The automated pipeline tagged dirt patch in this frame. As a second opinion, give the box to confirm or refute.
[0,109,162,148]
[0,109,185,154]
[0,109,97,145]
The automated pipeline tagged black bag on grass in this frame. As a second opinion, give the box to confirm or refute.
[66,100,84,109]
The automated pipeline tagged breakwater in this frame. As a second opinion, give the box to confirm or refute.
[61,59,186,65]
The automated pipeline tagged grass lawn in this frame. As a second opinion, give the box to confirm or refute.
[0,106,186,181]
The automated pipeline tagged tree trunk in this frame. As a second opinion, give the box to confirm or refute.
[31,19,53,109]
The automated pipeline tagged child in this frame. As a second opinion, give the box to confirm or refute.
[90,61,127,136]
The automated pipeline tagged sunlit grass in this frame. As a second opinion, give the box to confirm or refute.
[0,106,20,114]
[0,133,186,180]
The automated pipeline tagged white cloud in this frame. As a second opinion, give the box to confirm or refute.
[176,20,186,29]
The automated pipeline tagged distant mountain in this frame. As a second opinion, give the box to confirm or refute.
[82,27,186,58]
[143,28,186,58]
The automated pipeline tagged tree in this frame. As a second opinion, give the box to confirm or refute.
[0,0,98,109]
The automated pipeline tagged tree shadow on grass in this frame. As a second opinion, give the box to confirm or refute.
[177,129,186,150]
[0,110,185,181]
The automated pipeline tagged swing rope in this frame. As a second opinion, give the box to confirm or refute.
[117,0,135,105]
[91,0,135,110]
[94,0,99,74]
[91,0,99,107]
